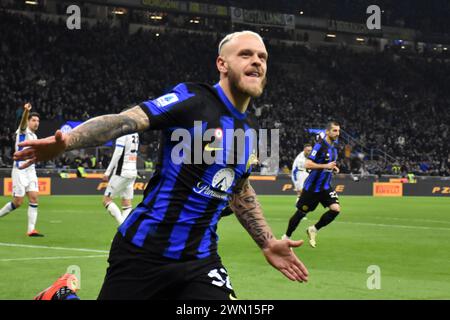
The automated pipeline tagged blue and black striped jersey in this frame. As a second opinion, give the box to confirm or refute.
[303,139,338,192]
[118,82,258,261]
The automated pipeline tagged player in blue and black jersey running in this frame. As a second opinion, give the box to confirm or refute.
[283,122,341,248]
[16,31,309,300]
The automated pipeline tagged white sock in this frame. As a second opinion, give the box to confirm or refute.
[310,225,318,233]
[106,202,124,225]
[28,203,38,233]
[0,202,16,218]
[122,206,132,220]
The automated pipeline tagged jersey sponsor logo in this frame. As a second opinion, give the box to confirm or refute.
[211,168,235,192]
[311,150,317,157]
[155,93,179,107]
[193,182,228,200]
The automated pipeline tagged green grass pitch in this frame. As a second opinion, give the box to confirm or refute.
[0,195,449,300]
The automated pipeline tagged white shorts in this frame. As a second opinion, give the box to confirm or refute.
[104,175,136,199]
[12,168,39,197]
[292,171,309,191]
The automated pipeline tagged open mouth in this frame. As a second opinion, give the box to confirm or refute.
[245,71,261,78]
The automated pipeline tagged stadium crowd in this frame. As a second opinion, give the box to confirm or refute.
[0,11,449,176]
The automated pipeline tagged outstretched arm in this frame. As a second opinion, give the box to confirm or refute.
[18,103,32,132]
[66,106,148,151]
[14,106,149,168]
[229,178,309,282]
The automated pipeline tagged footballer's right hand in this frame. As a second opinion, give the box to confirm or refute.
[13,130,68,169]
[24,103,32,111]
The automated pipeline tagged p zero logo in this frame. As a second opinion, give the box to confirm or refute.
[96,182,149,191]
[432,187,450,195]
[3,178,51,196]
[373,183,403,197]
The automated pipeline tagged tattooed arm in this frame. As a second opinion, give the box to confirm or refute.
[229,178,309,282]
[229,178,274,249]
[66,106,149,150]
[13,106,149,167]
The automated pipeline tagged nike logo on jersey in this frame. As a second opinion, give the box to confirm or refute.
[204,143,223,152]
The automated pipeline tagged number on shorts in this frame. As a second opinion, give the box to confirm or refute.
[207,268,233,290]
[329,191,338,199]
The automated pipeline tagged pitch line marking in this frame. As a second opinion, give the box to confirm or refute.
[334,221,450,231]
[270,219,450,231]
[0,255,108,262]
[368,216,450,225]
[0,242,109,253]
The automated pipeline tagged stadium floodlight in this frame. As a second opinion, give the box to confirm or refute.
[299,11,304,15]
[326,34,336,38]
[112,9,126,15]
[25,1,38,5]
[356,37,365,42]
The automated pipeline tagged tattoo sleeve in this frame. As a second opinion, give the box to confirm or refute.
[66,106,149,151]
[229,178,274,249]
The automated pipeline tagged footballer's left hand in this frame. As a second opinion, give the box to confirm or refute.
[262,238,309,282]
[13,130,68,169]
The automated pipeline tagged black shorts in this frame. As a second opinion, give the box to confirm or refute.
[296,188,339,212]
[97,233,237,300]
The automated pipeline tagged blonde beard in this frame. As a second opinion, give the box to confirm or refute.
[228,69,266,98]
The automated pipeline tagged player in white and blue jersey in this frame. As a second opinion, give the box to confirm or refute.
[0,103,43,237]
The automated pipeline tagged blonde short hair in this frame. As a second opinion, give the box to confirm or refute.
[218,31,265,55]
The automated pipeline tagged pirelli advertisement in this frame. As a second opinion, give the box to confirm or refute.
[1,176,449,197]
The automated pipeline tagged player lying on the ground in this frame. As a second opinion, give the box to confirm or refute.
[102,132,139,225]
[16,30,308,300]
[283,122,341,248]
[0,103,43,237]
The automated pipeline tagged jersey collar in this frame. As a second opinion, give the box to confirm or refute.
[214,83,247,120]
[323,138,336,147]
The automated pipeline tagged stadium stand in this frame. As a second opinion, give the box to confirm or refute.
[0,8,449,176]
